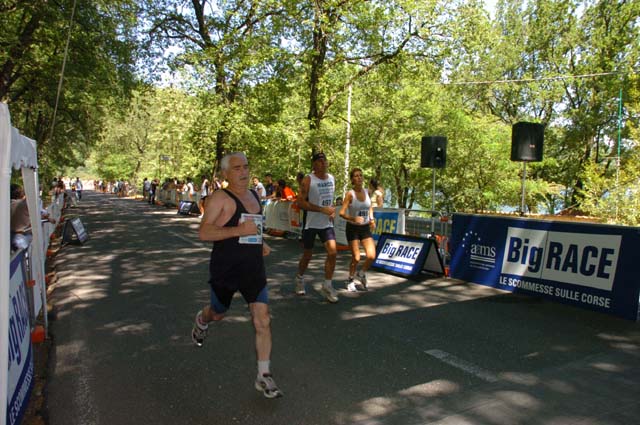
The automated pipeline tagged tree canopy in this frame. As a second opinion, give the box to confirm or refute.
[3,0,639,224]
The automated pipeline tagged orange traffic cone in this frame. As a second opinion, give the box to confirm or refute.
[31,325,46,343]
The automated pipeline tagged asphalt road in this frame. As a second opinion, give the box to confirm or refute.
[46,190,640,425]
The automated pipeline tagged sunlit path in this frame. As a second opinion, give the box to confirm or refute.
[45,190,640,425]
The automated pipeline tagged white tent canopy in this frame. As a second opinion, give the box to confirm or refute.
[9,127,38,169]
[1,102,47,425]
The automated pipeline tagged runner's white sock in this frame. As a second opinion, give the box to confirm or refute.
[258,360,270,377]
[196,310,208,329]
[324,279,333,288]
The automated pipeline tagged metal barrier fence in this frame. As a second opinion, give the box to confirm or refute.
[261,202,453,267]
[404,210,452,266]
[156,189,201,207]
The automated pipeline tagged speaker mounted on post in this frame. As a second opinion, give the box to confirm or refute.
[511,122,545,216]
[511,122,544,162]
[421,135,447,234]
[421,136,447,168]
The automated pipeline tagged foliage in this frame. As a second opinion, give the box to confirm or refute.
[579,73,640,225]
[4,0,639,225]
[0,0,141,181]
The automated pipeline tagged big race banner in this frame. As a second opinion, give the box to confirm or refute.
[371,209,405,242]
[450,213,640,320]
[337,209,406,246]
[373,233,434,276]
[7,251,34,425]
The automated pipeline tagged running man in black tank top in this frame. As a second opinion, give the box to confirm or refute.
[190,152,282,398]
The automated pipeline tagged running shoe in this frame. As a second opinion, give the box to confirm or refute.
[255,373,283,398]
[356,272,368,291]
[321,284,339,303]
[294,274,306,296]
[191,310,208,347]
[346,279,358,292]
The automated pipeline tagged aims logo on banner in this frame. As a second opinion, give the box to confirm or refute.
[460,230,497,271]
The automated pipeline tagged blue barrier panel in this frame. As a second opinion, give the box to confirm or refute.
[450,213,640,320]
[371,209,405,242]
[7,250,34,425]
[373,233,439,277]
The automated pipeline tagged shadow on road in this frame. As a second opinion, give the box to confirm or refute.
[45,191,640,425]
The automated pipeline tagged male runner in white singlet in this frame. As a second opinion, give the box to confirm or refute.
[294,152,339,303]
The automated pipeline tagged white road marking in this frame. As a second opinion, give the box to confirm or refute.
[425,349,499,383]
[168,231,208,249]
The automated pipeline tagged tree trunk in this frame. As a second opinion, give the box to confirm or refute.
[307,6,328,150]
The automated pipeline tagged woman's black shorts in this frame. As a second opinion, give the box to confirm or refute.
[345,222,373,242]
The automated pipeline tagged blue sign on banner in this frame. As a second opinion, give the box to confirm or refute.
[450,213,640,320]
[371,210,404,242]
[373,233,434,276]
[7,251,34,425]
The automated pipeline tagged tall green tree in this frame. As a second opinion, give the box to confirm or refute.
[143,0,294,169]
[1,0,140,179]
[455,0,640,213]
[293,0,453,153]
[90,87,201,184]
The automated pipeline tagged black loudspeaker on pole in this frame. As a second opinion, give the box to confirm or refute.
[511,122,544,162]
[421,136,447,168]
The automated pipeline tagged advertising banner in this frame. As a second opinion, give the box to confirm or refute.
[373,233,441,277]
[371,209,405,242]
[7,251,34,425]
[263,200,293,233]
[335,215,348,246]
[450,213,640,320]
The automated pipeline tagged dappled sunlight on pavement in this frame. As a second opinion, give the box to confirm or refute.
[42,191,640,425]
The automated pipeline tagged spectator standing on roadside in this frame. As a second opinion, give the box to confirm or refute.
[369,178,384,208]
[149,179,158,205]
[278,179,296,201]
[10,184,33,250]
[264,174,275,198]
[212,176,222,191]
[271,180,281,199]
[199,174,211,216]
[54,179,67,208]
[10,184,55,251]
[252,176,267,198]
[143,178,150,201]
[294,152,339,303]
[340,168,376,291]
[185,177,196,201]
[190,152,282,399]
[75,177,83,200]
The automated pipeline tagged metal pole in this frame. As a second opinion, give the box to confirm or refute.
[520,161,527,215]
[1,103,12,425]
[431,167,436,233]
[48,0,77,143]
[343,84,352,198]
[616,87,623,222]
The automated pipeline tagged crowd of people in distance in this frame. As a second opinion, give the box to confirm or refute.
[94,179,133,197]
[134,168,382,218]
[134,172,308,218]
[50,176,84,207]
